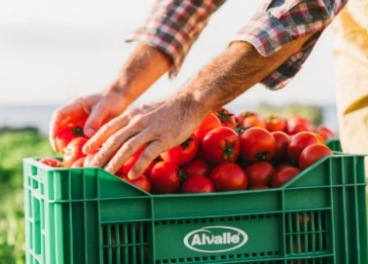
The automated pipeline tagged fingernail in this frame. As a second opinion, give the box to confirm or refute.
[85,128,95,137]
[128,171,138,180]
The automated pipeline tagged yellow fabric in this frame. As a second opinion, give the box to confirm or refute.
[332,0,368,175]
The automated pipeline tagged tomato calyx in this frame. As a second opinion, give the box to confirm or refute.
[221,139,239,161]
[178,169,187,184]
[71,126,84,136]
[217,109,234,123]
[256,151,270,161]
[180,137,193,149]
[235,124,246,135]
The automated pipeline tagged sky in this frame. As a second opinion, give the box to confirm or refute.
[0,0,338,106]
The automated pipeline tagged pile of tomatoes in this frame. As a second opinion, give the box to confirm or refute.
[40,108,335,194]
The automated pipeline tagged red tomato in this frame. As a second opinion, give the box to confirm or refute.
[209,163,248,191]
[144,160,157,178]
[317,126,335,141]
[287,132,323,164]
[287,116,315,135]
[160,135,199,166]
[181,159,211,177]
[119,146,146,174]
[249,184,269,190]
[245,161,275,187]
[271,131,291,164]
[271,166,301,188]
[118,174,151,193]
[55,125,85,153]
[202,127,240,164]
[39,158,61,167]
[194,113,222,142]
[215,108,236,129]
[236,111,257,125]
[240,127,276,162]
[298,144,333,170]
[71,157,85,168]
[242,115,266,129]
[63,137,88,168]
[149,161,181,194]
[181,175,215,193]
[265,115,287,132]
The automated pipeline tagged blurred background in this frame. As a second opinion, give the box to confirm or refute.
[0,0,338,263]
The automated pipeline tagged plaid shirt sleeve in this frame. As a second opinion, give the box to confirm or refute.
[126,0,226,78]
[231,0,348,90]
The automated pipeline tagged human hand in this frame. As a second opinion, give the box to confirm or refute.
[49,82,131,152]
[82,94,207,179]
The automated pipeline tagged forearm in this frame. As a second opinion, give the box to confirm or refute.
[178,35,313,114]
[106,43,172,104]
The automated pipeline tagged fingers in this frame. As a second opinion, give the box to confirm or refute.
[83,102,110,138]
[128,140,162,179]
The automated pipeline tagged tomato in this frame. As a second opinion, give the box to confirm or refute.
[209,163,248,191]
[287,132,323,164]
[118,174,151,193]
[71,157,86,168]
[317,126,335,141]
[298,144,333,170]
[119,146,146,174]
[144,160,157,178]
[202,127,240,164]
[160,135,199,166]
[181,158,211,177]
[181,175,215,193]
[249,184,269,190]
[236,111,257,125]
[63,137,88,168]
[265,115,287,132]
[287,116,315,135]
[271,131,291,164]
[245,161,275,187]
[271,166,301,188]
[215,108,236,129]
[55,125,85,153]
[242,115,266,129]
[240,127,276,162]
[194,113,221,142]
[39,158,61,167]
[149,161,181,194]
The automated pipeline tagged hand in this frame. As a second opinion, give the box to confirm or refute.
[83,94,206,179]
[49,82,131,152]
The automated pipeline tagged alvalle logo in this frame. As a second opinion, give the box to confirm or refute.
[183,226,248,253]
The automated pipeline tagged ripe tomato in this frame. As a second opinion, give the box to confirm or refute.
[298,144,333,170]
[202,127,240,164]
[271,166,301,188]
[317,126,335,141]
[118,174,151,193]
[215,108,236,129]
[149,161,181,194]
[55,125,85,153]
[194,113,221,142]
[236,110,257,125]
[245,161,275,187]
[160,135,199,166]
[144,160,157,178]
[181,175,215,193]
[265,115,287,132]
[71,157,85,168]
[287,132,323,164]
[181,158,211,177]
[249,184,269,190]
[119,146,146,174]
[242,115,266,129]
[209,163,248,191]
[271,131,291,164]
[63,137,88,168]
[287,116,315,135]
[240,127,276,162]
[39,158,61,167]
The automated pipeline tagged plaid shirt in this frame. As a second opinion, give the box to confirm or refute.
[127,0,348,90]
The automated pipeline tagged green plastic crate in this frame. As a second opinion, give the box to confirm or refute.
[24,153,368,264]
[325,138,342,152]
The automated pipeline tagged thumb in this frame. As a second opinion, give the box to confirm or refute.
[83,102,110,137]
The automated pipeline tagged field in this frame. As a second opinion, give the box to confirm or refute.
[0,130,54,264]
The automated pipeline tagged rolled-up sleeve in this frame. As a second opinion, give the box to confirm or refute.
[126,0,226,78]
[231,0,348,89]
